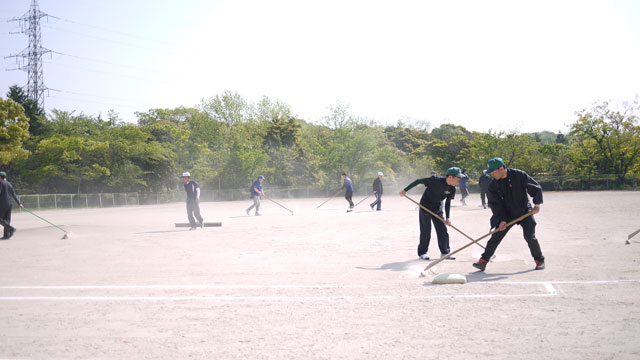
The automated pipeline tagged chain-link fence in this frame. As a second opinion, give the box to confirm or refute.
[18,192,140,210]
[16,174,639,209]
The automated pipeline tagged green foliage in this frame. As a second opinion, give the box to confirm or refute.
[6,85,47,136]
[5,87,639,194]
[570,100,640,180]
[0,97,30,164]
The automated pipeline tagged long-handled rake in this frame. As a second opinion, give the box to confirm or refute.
[315,189,342,209]
[626,228,640,244]
[403,194,488,252]
[264,196,294,215]
[22,207,72,239]
[352,193,374,209]
[420,211,534,277]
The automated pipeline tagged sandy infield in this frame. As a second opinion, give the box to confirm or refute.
[1,190,639,359]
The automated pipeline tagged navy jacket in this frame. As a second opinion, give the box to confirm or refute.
[0,180,20,208]
[404,176,456,218]
[487,168,543,225]
[478,174,492,192]
[372,177,383,195]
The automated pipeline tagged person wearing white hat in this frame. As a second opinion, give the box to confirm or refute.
[369,172,384,211]
[181,172,204,230]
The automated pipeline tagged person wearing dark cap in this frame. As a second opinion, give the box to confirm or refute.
[341,172,355,211]
[399,167,462,260]
[370,172,384,211]
[246,175,265,216]
[472,157,545,271]
[182,172,204,230]
[0,171,24,239]
[430,170,436,177]
[478,170,492,209]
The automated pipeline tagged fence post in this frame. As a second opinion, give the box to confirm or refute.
[37,195,40,210]
[54,194,57,209]
[125,194,128,206]
[136,192,139,205]
[112,194,115,207]
[86,195,89,208]
[99,193,103,207]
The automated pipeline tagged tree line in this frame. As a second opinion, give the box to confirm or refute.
[2,86,639,196]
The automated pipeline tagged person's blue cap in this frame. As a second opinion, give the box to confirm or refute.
[487,157,505,173]
[0,171,6,178]
[258,175,264,179]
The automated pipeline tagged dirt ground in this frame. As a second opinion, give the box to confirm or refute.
[0,190,639,359]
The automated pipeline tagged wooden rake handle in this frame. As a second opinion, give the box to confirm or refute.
[403,195,486,250]
[264,196,294,215]
[315,189,343,209]
[423,211,534,272]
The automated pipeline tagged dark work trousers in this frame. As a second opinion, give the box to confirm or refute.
[480,192,488,207]
[345,190,354,208]
[0,205,14,238]
[481,214,544,262]
[370,193,382,210]
[417,207,450,256]
[186,199,203,228]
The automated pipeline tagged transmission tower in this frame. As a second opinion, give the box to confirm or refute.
[5,0,52,109]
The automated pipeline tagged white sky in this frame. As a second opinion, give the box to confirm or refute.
[1,0,639,133]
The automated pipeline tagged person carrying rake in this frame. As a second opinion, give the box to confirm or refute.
[472,157,546,271]
[400,167,462,260]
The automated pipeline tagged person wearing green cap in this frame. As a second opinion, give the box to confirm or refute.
[0,171,23,240]
[472,157,545,271]
[399,167,462,260]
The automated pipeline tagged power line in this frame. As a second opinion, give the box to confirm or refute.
[43,61,182,86]
[47,14,184,49]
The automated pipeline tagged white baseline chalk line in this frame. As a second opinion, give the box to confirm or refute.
[0,279,637,290]
[0,279,636,301]
[0,294,556,301]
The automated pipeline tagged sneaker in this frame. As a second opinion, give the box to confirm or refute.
[535,260,545,270]
[370,205,374,211]
[246,209,250,215]
[7,227,15,238]
[189,227,197,231]
[441,253,456,260]
[200,222,204,229]
[419,254,430,260]
[472,258,488,271]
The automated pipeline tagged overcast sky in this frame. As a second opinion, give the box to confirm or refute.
[2,0,639,133]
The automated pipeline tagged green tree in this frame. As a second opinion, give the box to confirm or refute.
[0,97,30,164]
[570,100,640,180]
[6,85,47,136]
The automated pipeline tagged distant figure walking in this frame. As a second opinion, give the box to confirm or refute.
[182,172,204,230]
[459,168,470,206]
[341,172,355,211]
[370,172,384,211]
[478,170,492,209]
[246,175,265,216]
[0,171,23,240]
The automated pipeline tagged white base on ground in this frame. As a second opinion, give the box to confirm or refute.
[432,273,467,284]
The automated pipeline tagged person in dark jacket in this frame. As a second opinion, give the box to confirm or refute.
[478,170,492,209]
[400,167,462,260]
[369,172,384,211]
[182,172,204,230]
[341,172,355,211]
[246,175,265,216]
[0,171,24,239]
[473,157,545,271]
